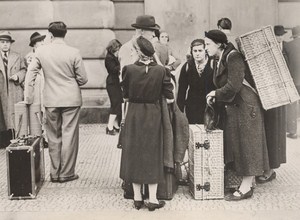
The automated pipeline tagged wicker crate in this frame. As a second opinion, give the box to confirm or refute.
[236,25,300,110]
[188,124,224,200]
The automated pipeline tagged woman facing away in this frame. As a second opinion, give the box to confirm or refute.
[119,36,174,211]
[205,30,270,201]
[177,39,215,124]
[104,39,123,135]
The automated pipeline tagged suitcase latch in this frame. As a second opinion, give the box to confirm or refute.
[196,182,210,191]
[195,140,210,149]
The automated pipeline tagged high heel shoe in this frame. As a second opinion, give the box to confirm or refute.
[106,127,116,135]
[225,187,254,201]
[113,126,120,132]
[133,200,144,210]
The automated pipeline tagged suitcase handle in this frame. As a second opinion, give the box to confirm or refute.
[15,114,23,138]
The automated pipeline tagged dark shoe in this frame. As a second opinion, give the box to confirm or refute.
[256,171,276,184]
[225,188,253,201]
[113,126,120,132]
[50,177,59,183]
[146,201,166,211]
[287,133,297,139]
[133,200,144,210]
[59,174,79,183]
[106,127,116,135]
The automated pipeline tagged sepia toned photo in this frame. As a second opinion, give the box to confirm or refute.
[0,0,300,220]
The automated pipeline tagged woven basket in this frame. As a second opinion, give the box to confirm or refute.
[236,25,300,110]
[224,169,242,189]
[188,124,224,200]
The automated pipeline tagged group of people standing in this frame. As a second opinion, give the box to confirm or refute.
[104,14,300,209]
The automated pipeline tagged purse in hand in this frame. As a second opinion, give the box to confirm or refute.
[117,102,128,149]
[204,103,219,131]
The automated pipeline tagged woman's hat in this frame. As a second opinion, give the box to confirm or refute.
[131,15,160,31]
[136,36,155,57]
[0,31,15,43]
[291,25,300,38]
[29,32,46,47]
[205,30,228,44]
[274,25,287,36]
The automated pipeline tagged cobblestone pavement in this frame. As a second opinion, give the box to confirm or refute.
[0,124,300,220]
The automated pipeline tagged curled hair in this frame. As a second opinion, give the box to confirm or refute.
[48,21,67,38]
[159,31,169,42]
[106,39,122,54]
[190,39,205,55]
[217,18,232,30]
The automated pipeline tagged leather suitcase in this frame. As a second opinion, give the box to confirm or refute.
[122,168,178,200]
[6,136,45,199]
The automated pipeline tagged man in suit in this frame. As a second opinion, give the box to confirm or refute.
[25,21,88,183]
[119,15,162,72]
[285,25,300,139]
[0,31,26,148]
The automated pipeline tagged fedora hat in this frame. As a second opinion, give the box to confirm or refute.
[0,31,15,43]
[29,32,46,47]
[291,25,300,38]
[274,25,287,36]
[131,15,160,31]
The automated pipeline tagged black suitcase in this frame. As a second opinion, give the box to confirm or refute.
[122,168,178,200]
[6,136,45,199]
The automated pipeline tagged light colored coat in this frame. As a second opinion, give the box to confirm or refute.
[25,39,88,107]
[0,50,26,129]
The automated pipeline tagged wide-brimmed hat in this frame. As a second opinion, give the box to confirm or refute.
[205,30,228,44]
[291,25,300,38]
[274,25,287,36]
[29,32,46,47]
[0,31,15,43]
[136,36,155,57]
[131,15,160,31]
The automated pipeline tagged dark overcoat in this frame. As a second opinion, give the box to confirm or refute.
[177,58,215,124]
[214,44,269,176]
[105,51,122,115]
[119,61,174,184]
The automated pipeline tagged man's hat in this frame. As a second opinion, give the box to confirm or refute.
[0,31,15,43]
[131,15,160,31]
[205,30,228,44]
[136,36,155,57]
[29,32,46,47]
[274,25,287,36]
[291,25,300,38]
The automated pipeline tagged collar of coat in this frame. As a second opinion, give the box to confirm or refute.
[215,42,236,77]
[0,50,19,74]
[134,60,156,66]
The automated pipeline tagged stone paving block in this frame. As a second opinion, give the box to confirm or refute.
[81,59,107,89]
[0,1,53,29]
[52,1,114,28]
[114,2,144,29]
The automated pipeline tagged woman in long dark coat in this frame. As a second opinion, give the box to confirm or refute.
[104,39,123,135]
[120,36,174,211]
[177,39,215,124]
[205,30,269,201]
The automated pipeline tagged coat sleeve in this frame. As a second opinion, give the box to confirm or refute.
[176,62,188,112]
[162,68,174,100]
[215,53,245,103]
[15,55,27,84]
[120,66,129,99]
[24,56,41,104]
[73,50,88,86]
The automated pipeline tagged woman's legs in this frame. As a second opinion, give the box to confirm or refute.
[132,183,142,201]
[107,114,117,130]
[148,183,158,204]
[234,176,254,196]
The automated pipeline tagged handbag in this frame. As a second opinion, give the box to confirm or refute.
[117,102,128,149]
[203,103,219,131]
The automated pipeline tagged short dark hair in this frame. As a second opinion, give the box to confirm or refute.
[190,39,205,55]
[106,39,122,54]
[217,18,232,30]
[48,21,67,38]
